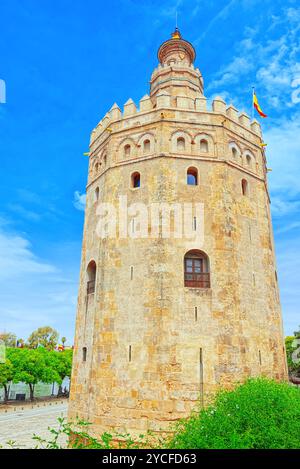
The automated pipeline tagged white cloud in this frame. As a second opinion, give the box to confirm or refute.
[276,237,300,334]
[275,221,300,236]
[271,197,300,217]
[0,230,56,280]
[7,203,41,222]
[265,113,300,194]
[208,57,254,90]
[73,191,86,211]
[0,222,78,342]
[194,0,241,45]
[207,6,300,109]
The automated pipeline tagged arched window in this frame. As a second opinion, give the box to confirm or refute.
[184,250,210,288]
[200,139,208,152]
[82,347,87,362]
[87,260,96,294]
[143,139,150,153]
[95,187,99,202]
[177,137,185,151]
[103,154,107,166]
[187,167,198,185]
[95,162,99,173]
[232,147,237,158]
[241,179,248,196]
[131,172,141,188]
[124,144,131,158]
[246,154,251,166]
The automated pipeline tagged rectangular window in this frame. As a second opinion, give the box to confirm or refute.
[184,258,210,288]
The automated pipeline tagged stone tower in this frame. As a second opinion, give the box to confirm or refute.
[69,29,287,437]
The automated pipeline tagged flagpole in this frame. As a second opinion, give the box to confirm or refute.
[252,86,255,120]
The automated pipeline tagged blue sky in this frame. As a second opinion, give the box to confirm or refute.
[0,0,299,343]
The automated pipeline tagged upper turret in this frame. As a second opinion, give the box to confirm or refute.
[150,28,204,104]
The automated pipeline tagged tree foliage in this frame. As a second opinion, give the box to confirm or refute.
[0,332,16,347]
[166,378,300,449]
[0,358,13,402]
[6,348,61,401]
[27,326,59,351]
[285,327,300,376]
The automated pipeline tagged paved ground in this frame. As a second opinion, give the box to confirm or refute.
[0,402,68,449]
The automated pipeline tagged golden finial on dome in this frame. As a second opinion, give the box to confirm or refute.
[171,27,181,39]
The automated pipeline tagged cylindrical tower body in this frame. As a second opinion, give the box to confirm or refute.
[69,30,287,437]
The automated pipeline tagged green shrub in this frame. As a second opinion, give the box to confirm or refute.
[167,378,300,449]
[30,378,300,449]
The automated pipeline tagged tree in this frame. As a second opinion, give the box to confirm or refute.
[48,349,73,396]
[285,326,300,377]
[61,337,67,347]
[0,332,16,347]
[8,348,60,401]
[0,358,13,402]
[27,326,59,351]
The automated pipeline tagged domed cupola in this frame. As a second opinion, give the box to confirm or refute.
[157,27,196,66]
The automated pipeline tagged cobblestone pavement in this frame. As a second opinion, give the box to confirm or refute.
[0,402,68,449]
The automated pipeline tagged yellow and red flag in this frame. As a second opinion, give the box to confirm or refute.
[253,91,267,118]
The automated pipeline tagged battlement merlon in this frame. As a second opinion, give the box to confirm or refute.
[89,94,262,148]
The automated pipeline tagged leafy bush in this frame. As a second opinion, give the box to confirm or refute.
[29,378,300,449]
[166,378,300,449]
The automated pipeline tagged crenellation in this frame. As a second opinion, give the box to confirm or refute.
[238,112,251,128]
[226,104,239,121]
[212,96,227,114]
[156,91,171,108]
[123,98,137,117]
[176,95,195,110]
[102,112,111,128]
[195,96,207,111]
[110,103,122,121]
[139,94,152,112]
[250,119,262,136]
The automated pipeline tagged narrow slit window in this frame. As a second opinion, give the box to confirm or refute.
[129,345,132,362]
[199,347,204,407]
[131,218,135,233]
[83,347,87,362]
[130,266,134,280]
[241,179,248,196]
[195,306,198,321]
